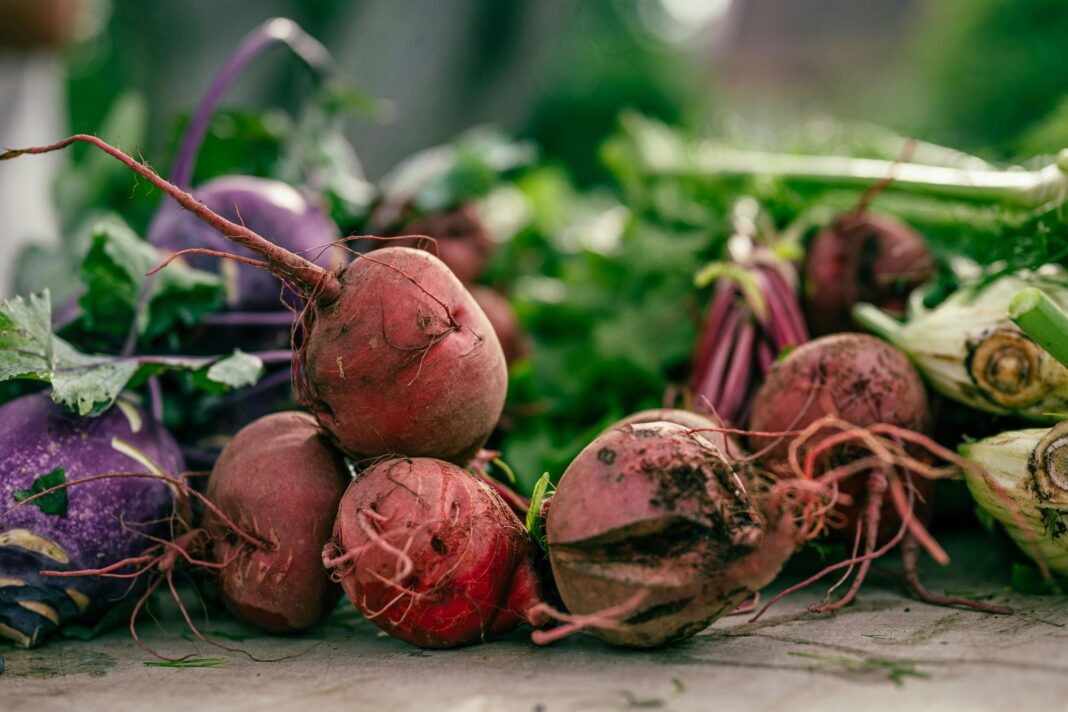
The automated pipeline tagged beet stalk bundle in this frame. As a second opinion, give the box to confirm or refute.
[690,201,808,426]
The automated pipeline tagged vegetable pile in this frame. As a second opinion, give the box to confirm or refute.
[4,17,1068,661]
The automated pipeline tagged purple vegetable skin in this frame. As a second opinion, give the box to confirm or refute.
[148,175,345,311]
[0,393,183,647]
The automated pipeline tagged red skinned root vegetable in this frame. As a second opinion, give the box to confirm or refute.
[749,333,930,546]
[541,420,798,647]
[747,334,1007,616]
[374,203,495,285]
[1,136,509,465]
[803,212,934,336]
[470,286,526,365]
[324,457,544,648]
[298,247,507,464]
[205,412,349,633]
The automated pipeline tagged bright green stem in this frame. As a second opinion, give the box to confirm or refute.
[852,303,904,342]
[660,145,1068,210]
[1010,287,1068,369]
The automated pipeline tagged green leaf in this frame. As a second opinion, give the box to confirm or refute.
[0,290,263,416]
[381,127,534,218]
[201,350,265,391]
[49,341,142,416]
[0,291,53,382]
[78,215,224,342]
[144,657,227,669]
[1010,563,1067,595]
[13,467,67,516]
[525,473,551,552]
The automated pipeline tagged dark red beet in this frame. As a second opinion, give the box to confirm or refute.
[545,421,796,647]
[1,137,509,466]
[749,333,929,464]
[746,333,940,614]
[748,334,933,540]
[206,412,348,633]
[803,213,934,335]
[375,203,494,285]
[470,286,526,365]
[325,457,543,648]
[298,248,507,464]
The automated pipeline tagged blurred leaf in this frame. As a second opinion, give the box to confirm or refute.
[1010,562,1067,595]
[197,350,265,393]
[78,214,224,343]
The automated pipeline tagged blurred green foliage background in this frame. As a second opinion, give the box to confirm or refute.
[61,0,1068,181]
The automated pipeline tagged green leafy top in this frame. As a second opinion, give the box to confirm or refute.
[78,215,224,345]
[0,290,263,416]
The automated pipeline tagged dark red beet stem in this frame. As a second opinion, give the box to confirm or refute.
[171,17,335,188]
[1,135,342,303]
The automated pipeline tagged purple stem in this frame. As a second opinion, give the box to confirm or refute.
[201,310,297,327]
[762,284,801,350]
[147,376,164,423]
[718,317,756,423]
[692,283,737,385]
[52,295,83,331]
[171,17,335,188]
[200,366,293,413]
[760,264,809,346]
[250,349,294,364]
[694,307,743,413]
[756,336,775,374]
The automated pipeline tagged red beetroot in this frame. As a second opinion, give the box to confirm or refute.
[298,248,507,464]
[375,203,494,285]
[324,457,543,648]
[0,136,508,466]
[206,412,349,632]
[803,213,934,336]
[470,286,526,365]
[545,421,797,647]
[749,333,929,464]
[741,333,1007,616]
[748,333,932,543]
